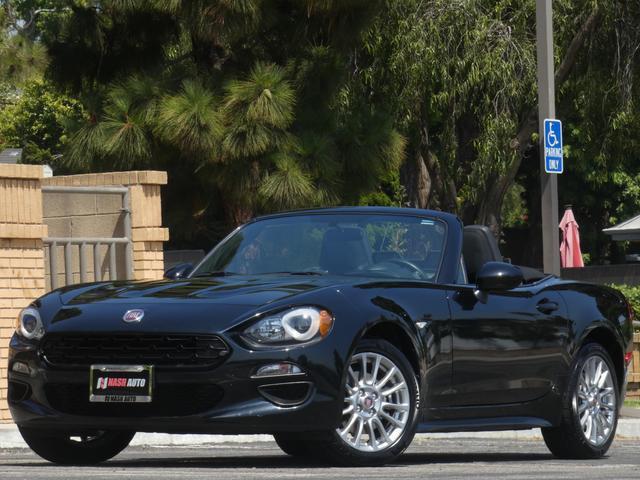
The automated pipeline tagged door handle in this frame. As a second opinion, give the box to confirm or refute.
[536,300,559,314]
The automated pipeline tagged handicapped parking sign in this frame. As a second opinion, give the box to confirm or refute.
[544,119,563,174]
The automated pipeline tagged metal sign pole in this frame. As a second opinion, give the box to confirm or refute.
[536,0,561,275]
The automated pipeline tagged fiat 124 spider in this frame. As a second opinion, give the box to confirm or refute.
[8,207,634,466]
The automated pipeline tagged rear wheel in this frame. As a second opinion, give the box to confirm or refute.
[542,343,619,459]
[19,428,135,464]
[313,339,419,466]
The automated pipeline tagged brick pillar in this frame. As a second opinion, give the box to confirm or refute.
[129,172,169,280]
[0,164,47,422]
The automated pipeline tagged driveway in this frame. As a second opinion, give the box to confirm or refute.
[1,437,639,480]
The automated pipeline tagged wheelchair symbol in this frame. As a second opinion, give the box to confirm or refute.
[547,128,559,147]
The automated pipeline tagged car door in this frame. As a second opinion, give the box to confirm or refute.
[446,284,568,406]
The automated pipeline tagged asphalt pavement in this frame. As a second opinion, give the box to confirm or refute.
[0,436,639,480]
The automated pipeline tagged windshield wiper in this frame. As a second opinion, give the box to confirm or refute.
[268,271,325,276]
[191,271,239,278]
[192,270,324,277]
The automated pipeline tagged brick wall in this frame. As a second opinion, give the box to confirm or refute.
[1,169,168,423]
[0,164,47,421]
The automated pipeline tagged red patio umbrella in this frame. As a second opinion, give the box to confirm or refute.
[559,206,584,268]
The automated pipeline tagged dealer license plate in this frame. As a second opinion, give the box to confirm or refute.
[89,365,153,403]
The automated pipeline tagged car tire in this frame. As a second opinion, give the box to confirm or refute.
[273,432,314,457]
[18,428,135,464]
[313,339,420,466]
[542,342,619,459]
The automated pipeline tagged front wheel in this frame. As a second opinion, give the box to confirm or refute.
[313,339,420,466]
[19,428,135,464]
[542,343,619,459]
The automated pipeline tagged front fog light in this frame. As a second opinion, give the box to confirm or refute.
[12,362,30,375]
[252,362,303,378]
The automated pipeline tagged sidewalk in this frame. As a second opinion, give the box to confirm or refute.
[2,419,639,449]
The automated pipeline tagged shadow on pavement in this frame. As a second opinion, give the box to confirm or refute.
[398,451,553,465]
[5,451,557,469]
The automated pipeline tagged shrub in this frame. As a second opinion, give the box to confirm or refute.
[610,284,640,331]
[0,80,83,166]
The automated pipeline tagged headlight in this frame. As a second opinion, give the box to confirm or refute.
[16,307,44,340]
[242,307,334,347]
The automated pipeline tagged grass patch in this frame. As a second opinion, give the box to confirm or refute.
[624,398,640,409]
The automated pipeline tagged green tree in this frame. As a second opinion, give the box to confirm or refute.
[553,0,640,263]
[0,80,83,165]
[38,0,404,243]
[352,0,637,244]
[0,1,49,86]
[0,1,81,165]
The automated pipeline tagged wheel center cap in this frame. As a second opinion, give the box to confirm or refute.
[355,386,380,418]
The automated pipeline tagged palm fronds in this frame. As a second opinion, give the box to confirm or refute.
[222,62,296,158]
[156,80,222,159]
[0,35,48,85]
[259,152,314,209]
[65,121,106,171]
[100,92,152,165]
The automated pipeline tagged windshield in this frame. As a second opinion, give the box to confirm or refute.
[191,214,447,281]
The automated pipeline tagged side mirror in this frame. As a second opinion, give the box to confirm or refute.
[164,263,193,280]
[477,262,523,291]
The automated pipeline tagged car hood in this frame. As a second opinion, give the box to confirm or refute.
[45,275,343,334]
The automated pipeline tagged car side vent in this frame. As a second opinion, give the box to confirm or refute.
[8,381,31,403]
[258,381,313,407]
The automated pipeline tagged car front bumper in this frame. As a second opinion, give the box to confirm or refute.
[7,333,345,434]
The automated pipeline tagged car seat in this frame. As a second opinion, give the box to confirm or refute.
[319,227,372,275]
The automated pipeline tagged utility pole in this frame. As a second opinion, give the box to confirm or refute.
[536,0,561,276]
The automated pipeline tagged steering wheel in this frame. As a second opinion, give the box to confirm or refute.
[384,259,427,280]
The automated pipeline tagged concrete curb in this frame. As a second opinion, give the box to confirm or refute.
[621,407,640,418]
[2,419,639,449]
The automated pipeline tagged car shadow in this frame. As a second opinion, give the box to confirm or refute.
[399,451,554,465]
[7,451,556,469]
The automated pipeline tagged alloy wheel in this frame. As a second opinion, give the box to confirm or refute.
[573,355,617,447]
[337,352,411,452]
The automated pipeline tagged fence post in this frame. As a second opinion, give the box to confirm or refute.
[93,242,101,282]
[123,189,134,280]
[0,164,47,422]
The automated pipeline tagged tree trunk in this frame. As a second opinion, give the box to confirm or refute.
[227,203,254,226]
[475,175,506,237]
[419,121,458,213]
[224,159,261,226]
[401,149,431,208]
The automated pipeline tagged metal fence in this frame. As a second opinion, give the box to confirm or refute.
[42,185,133,290]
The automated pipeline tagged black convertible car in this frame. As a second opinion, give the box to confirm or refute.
[8,207,634,465]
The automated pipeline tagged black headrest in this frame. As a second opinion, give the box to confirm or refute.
[463,225,502,282]
[319,227,372,275]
